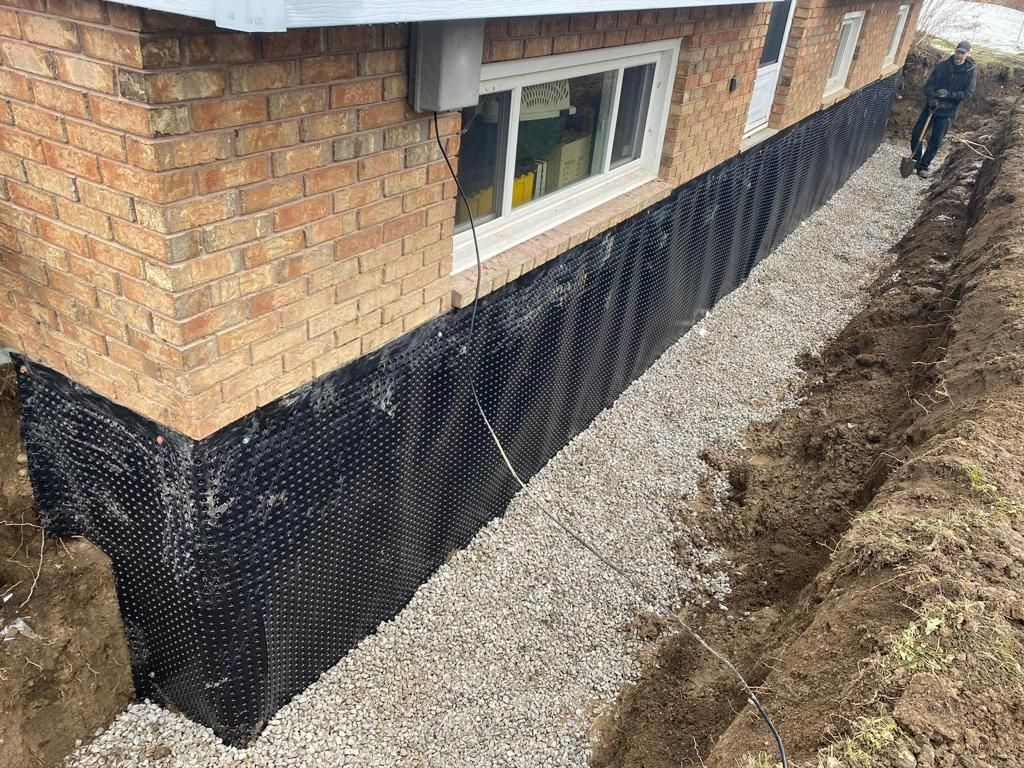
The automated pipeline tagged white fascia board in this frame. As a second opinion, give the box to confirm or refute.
[109,0,785,32]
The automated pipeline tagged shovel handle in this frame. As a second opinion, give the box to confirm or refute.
[911,108,935,157]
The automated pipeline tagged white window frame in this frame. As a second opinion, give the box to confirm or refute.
[824,11,866,97]
[884,5,911,66]
[452,39,681,274]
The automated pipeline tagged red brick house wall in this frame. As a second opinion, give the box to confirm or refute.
[0,0,915,438]
[772,0,922,128]
[0,0,458,436]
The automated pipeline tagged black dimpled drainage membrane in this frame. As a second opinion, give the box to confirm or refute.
[16,75,897,746]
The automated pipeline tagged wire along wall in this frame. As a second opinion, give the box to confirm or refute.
[15,75,898,746]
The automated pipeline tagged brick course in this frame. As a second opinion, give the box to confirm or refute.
[0,0,914,438]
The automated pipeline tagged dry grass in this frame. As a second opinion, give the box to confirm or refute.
[0,363,16,413]
[843,453,1021,571]
[816,716,915,768]
[881,598,1024,701]
[843,503,975,571]
[961,461,1019,516]
[736,752,782,768]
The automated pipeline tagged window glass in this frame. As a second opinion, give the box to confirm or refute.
[760,0,793,66]
[511,70,617,210]
[450,41,680,272]
[611,64,654,168]
[886,5,910,63]
[829,20,855,81]
[455,91,510,230]
[825,13,864,94]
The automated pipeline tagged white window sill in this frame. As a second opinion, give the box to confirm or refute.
[450,176,674,307]
[451,166,655,275]
[740,126,779,153]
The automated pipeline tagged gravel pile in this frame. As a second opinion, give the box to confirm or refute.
[68,144,924,768]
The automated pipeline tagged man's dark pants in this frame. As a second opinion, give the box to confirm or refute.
[911,106,952,170]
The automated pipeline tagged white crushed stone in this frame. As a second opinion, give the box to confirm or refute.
[67,143,925,768]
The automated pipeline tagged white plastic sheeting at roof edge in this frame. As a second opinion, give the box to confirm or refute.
[114,0,783,33]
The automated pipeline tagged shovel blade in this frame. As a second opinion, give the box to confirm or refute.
[900,156,916,178]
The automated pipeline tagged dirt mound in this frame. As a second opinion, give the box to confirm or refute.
[593,100,1024,767]
[0,366,133,768]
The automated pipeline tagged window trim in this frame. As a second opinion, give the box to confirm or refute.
[884,5,911,66]
[452,39,681,274]
[824,11,866,97]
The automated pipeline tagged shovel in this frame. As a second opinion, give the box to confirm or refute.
[901,108,934,178]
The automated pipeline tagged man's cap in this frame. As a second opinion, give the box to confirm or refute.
[955,40,972,53]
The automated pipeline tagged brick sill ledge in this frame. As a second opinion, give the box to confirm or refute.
[821,86,852,110]
[450,178,675,308]
[740,126,780,153]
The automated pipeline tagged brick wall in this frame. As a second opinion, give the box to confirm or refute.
[0,0,458,437]
[662,4,770,182]
[0,0,910,439]
[771,0,921,128]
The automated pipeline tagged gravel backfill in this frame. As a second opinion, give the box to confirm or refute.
[67,143,925,768]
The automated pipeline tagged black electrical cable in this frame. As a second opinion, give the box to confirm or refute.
[433,110,788,768]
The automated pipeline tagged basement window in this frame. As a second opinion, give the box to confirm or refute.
[452,39,680,273]
[824,11,866,97]
[884,5,911,66]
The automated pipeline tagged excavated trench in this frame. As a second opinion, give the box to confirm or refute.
[593,98,1024,768]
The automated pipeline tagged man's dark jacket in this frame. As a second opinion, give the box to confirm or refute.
[922,55,977,118]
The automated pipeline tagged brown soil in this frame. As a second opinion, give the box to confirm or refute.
[593,83,1024,768]
[0,365,133,768]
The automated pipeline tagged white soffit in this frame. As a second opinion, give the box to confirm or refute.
[117,0,784,33]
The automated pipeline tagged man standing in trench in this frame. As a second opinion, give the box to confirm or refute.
[911,40,977,178]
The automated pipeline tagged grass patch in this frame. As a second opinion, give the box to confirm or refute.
[882,599,1024,700]
[843,506,974,569]
[816,716,915,768]
[961,461,1019,516]
[843,458,1022,569]
[882,614,945,682]
[738,752,782,768]
[964,461,1000,496]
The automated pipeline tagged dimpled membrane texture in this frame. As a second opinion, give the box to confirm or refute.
[15,75,897,746]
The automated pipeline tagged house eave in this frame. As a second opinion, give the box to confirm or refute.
[116,0,785,33]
